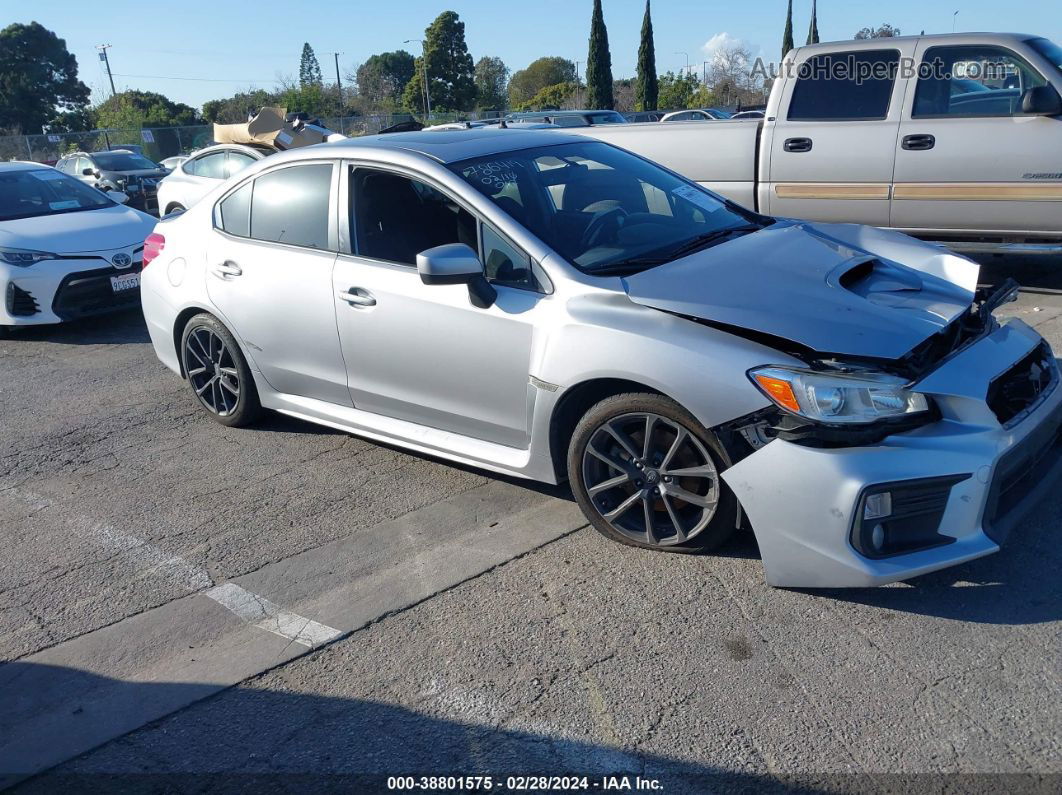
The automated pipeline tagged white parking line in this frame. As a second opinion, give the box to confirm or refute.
[205,582,343,648]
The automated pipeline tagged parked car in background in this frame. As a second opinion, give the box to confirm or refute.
[574,33,1062,254]
[660,108,733,122]
[142,129,1059,588]
[731,110,765,120]
[156,143,271,215]
[504,109,628,127]
[624,111,665,122]
[56,150,168,215]
[1,162,156,333]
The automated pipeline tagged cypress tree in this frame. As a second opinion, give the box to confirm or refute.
[782,0,795,58]
[806,0,820,45]
[586,0,614,110]
[635,1,658,111]
[299,43,323,87]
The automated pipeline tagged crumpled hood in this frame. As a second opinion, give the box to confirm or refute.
[623,220,980,360]
[0,204,157,254]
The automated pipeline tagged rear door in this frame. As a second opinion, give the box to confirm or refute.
[891,42,1062,235]
[763,44,914,225]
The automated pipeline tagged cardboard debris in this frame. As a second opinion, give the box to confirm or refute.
[213,107,345,150]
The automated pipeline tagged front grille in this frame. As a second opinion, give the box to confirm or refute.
[983,400,1062,544]
[51,265,141,321]
[986,342,1057,426]
[5,282,40,316]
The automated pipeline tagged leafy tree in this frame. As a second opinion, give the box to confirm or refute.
[299,43,323,87]
[474,56,509,110]
[508,57,577,107]
[0,22,90,134]
[585,0,614,109]
[355,51,415,107]
[657,71,700,110]
[635,1,658,111]
[806,0,820,45]
[782,0,795,58]
[855,24,901,39]
[201,89,278,124]
[94,90,202,129]
[401,11,477,113]
[515,81,578,111]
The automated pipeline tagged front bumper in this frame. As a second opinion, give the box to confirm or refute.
[722,318,1062,587]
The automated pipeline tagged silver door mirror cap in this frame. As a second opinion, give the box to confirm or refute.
[417,243,484,285]
[110,191,131,205]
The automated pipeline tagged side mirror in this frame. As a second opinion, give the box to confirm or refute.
[82,167,95,176]
[110,191,130,205]
[1022,85,1062,116]
[416,243,496,308]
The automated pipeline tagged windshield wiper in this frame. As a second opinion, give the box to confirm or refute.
[663,224,762,260]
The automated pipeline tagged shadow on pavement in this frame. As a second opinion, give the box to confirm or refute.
[975,254,1062,293]
[4,662,808,795]
[0,310,149,346]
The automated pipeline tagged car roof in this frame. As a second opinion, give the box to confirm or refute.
[796,32,1039,56]
[307,128,587,165]
[0,161,54,172]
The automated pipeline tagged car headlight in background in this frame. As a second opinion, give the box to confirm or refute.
[0,248,58,267]
[749,366,930,424]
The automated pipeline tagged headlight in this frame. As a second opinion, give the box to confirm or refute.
[749,366,930,424]
[0,248,57,267]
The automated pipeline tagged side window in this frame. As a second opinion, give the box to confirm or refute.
[353,168,476,265]
[191,152,228,179]
[913,46,1047,118]
[218,181,252,237]
[788,49,900,121]
[225,151,256,177]
[481,224,535,290]
[56,159,72,175]
[250,163,332,249]
[77,157,94,175]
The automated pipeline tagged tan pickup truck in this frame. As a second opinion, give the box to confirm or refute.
[574,33,1062,254]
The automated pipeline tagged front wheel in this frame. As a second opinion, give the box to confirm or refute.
[180,313,262,427]
[568,393,737,553]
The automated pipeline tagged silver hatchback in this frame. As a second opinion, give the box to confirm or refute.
[141,130,1062,587]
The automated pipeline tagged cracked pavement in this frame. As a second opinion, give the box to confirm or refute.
[1,256,1061,791]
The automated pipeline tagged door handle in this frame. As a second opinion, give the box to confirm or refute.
[213,261,243,278]
[337,288,376,307]
[901,134,936,151]
[783,137,813,153]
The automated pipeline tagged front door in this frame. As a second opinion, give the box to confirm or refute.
[763,45,914,226]
[891,42,1062,235]
[205,161,351,407]
[333,166,543,448]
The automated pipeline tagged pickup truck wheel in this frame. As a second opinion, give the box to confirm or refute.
[180,313,262,427]
[568,393,737,553]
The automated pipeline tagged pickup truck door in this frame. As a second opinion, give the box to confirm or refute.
[892,41,1062,235]
[763,43,917,226]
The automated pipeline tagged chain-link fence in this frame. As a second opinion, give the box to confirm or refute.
[1,111,503,165]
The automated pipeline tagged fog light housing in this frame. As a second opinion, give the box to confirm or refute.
[850,475,970,559]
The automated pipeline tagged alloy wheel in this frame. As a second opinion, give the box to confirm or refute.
[185,326,241,416]
[581,412,720,546]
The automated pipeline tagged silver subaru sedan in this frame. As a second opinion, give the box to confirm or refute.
[140,129,1062,588]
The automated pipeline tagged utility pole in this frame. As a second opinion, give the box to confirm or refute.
[575,61,582,106]
[97,44,116,97]
[702,60,709,85]
[328,51,344,117]
[675,51,689,77]
[405,39,431,118]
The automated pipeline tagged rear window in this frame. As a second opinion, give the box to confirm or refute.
[788,49,900,121]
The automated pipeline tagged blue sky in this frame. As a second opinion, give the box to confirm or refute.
[12,0,1062,109]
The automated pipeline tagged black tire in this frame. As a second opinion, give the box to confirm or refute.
[568,392,737,554]
[179,313,262,427]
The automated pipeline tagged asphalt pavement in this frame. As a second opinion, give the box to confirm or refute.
[0,254,1059,793]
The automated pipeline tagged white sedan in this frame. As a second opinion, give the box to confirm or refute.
[156,143,271,215]
[0,162,157,333]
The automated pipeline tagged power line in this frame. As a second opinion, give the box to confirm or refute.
[110,73,286,84]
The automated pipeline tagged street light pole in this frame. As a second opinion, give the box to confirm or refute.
[675,51,689,77]
[405,39,431,118]
[952,10,959,33]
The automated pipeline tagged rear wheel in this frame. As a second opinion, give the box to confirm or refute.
[568,393,737,553]
[180,313,262,427]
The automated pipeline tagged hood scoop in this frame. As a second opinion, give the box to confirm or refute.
[622,222,978,361]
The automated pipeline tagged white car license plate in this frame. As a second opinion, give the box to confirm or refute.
[110,272,140,293]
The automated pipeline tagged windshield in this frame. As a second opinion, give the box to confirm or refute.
[91,152,159,171]
[450,141,764,274]
[1028,37,1062,77]
[0,169,114,221]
